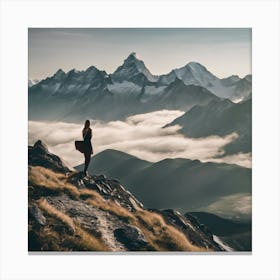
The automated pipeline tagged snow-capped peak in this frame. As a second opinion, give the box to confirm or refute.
[69,68,80,74]
[112,52,158,83]
[172,62,217,88]
[187,61,206,70]
[184,62,215,77]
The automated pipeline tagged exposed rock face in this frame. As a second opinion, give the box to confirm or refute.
[28,140,224,252]
[158,209,221,251]
[45,194,127,250]
[114,226,148,250]
[71,174,144,213]
[28,140,71,173]
[28,204,46,226]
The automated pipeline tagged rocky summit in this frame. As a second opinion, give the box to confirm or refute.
[28,140,224,252]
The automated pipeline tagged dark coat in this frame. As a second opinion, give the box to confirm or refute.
[83,128,93,155]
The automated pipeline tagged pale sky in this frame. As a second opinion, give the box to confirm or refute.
[28,28,251,80]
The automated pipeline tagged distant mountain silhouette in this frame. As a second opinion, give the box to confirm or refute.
[76,149,251,215]
[79,149,152,179]
[187,212,251,236]
[165,98,252,154]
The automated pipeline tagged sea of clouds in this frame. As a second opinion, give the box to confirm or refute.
[28,110,252,168]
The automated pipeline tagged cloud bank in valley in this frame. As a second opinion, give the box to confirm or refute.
[28,110,251,168]
[200,193,252,221]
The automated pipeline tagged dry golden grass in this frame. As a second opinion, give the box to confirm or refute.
[38,198,108,251]
[29,166,209,252]
[134,209,206,252]
[38,198,76,232]
[29,167,80,199]
[86,197,134,221]
[29,166,134,221]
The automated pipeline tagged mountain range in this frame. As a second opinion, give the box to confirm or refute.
[75,149,251,220]
[28,53,252,252]
[28,52,251,122]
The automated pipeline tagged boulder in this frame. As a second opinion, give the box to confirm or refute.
[114,226,148,250]
[28,204,46,226]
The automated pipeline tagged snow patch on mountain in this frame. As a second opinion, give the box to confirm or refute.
[140,85,167,103]
[175,62,217,87]
[213,235,234,252]
[28,79,41,87]
[144,85,167,95]
[107,81,142,94]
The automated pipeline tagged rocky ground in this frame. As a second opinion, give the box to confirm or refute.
[28,140,224,252]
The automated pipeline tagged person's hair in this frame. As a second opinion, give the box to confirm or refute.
[84,119,90,129]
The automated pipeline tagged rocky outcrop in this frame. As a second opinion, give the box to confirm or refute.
[28,140,224,252]
[28,203,46,226]
[113,226,148,251]
[28,140,71,173]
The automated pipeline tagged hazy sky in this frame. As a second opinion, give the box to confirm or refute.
[28,28,251,80]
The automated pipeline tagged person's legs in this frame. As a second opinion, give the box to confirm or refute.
[83,153,91,175]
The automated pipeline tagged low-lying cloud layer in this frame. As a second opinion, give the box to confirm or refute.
[28,110,251,168]
[200,193,252,221]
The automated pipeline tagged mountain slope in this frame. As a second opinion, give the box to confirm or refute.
[149,78,220,111]
[28,66,113,121]
[76,149,251,217]
[28,79,40,87]
[158,62,218,88]
[29,141,223,252]
[111,52,158,85]
[166,98,252,154]
[187,212,252,251]
[158,62,251,101]
[187,212,251,236]
[76,149,152,179]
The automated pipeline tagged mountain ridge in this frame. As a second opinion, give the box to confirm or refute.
[28,140,225,252]
[29,54,251,85]
[165,98,252,154]
[28,52,251,122]
[76,148,251,220]
[187,212,251,251]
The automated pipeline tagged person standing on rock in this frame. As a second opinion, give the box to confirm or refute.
[82,120,93,176]
[75,119,93,176]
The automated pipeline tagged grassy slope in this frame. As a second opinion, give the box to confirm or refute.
[28,166,206,252]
